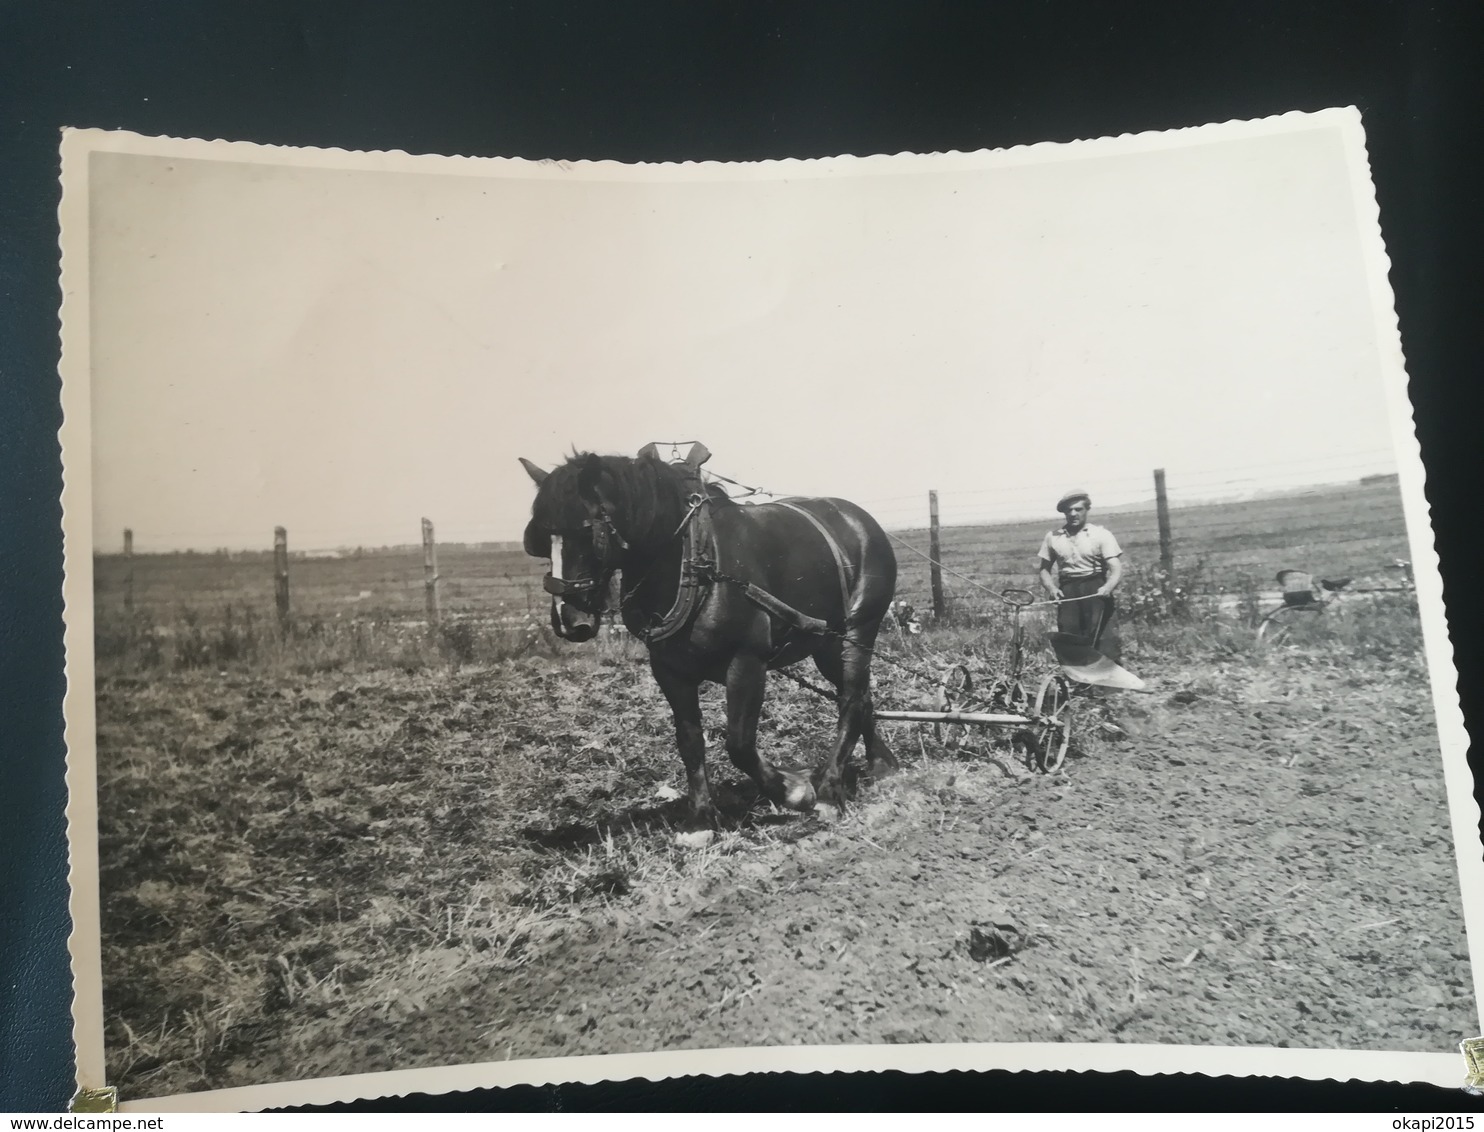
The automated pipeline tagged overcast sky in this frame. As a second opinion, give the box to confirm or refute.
[84,114,1403,551]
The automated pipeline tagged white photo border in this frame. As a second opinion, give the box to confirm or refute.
[57,108,1484,1111]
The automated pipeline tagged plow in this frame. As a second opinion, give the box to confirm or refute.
[873,587,1147,774]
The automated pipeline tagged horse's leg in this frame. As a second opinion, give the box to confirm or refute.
[859,626,897,778]
[725,652,815,812]
[813,625,882,807]
[813,633,896,781]
[649,657,717,828]
[857,688,896,779]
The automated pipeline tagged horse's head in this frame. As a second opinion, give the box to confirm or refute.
[520,453,631,642]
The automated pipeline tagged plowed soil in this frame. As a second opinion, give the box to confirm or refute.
[96,640,1476,1098]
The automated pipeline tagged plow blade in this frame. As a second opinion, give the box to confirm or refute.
[1046,632,1148,691]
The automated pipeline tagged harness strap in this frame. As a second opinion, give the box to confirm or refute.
[775,500,855,621]
[635,469,717,644]
[735,580,831,635]
[625,475,855,644]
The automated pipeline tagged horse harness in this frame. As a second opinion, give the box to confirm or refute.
[628,465,717,643]
[630,478,857,645]
[774,500,856,614]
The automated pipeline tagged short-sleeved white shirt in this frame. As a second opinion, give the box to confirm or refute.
[1037,523,1122,579]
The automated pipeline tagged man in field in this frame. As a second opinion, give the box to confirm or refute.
[1037,490,1124,663]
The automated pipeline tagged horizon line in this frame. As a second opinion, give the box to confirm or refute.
[94,474,1401,556]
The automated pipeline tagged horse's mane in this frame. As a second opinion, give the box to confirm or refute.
[532,453,699,545]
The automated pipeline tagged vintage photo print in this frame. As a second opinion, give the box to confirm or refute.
[58,110,1482,1110]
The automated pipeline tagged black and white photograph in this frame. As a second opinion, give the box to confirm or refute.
[58,111,1482,1110]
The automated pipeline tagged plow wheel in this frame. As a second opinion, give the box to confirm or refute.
[934,663,975,752]
[1031,673,1075,773]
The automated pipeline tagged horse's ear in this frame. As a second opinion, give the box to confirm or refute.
[683,442,711,468]
[637,443,660,461]
[519,457,548,485]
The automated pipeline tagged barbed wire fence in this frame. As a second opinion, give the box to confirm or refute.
[96,449,1406,638]
[878,461,1406,630]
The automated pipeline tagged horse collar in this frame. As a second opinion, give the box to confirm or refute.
[634,483,716,644]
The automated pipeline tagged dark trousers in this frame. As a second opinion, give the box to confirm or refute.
[1059,574,1121,664]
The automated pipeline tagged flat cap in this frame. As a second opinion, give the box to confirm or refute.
[1056,489,1091,513]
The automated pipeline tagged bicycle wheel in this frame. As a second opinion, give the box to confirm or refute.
[1257,604,1319,644]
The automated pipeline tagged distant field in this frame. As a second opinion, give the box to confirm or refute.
[93,543,545,624]
[93,480,1411,625]
[890,479,1411,610]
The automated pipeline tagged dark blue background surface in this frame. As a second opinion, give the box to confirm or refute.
[3,1,1481,1112]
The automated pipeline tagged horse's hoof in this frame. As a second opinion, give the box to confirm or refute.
[813,801,841,824]
[675,829,715,849]
[813,773,848,810]
[782,777,816,812]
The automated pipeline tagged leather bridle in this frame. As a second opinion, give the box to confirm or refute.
[536,508,629,613]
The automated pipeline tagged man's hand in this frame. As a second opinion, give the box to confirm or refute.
[1039,566,1061,602]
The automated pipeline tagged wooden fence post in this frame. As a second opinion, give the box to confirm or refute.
[123,528,134,612]
[421,517,440,629]
[1153,468,1174,576]
[273,526,290,632]
[928,490,945,621]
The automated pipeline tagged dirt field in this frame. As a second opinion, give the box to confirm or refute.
[94,600,1474,1099]
[87,480,1477,1099]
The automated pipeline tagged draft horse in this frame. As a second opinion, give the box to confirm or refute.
[520,443,898,826]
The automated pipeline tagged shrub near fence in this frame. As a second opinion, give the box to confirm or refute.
[94,603,558,675]
[92,542,555,675]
